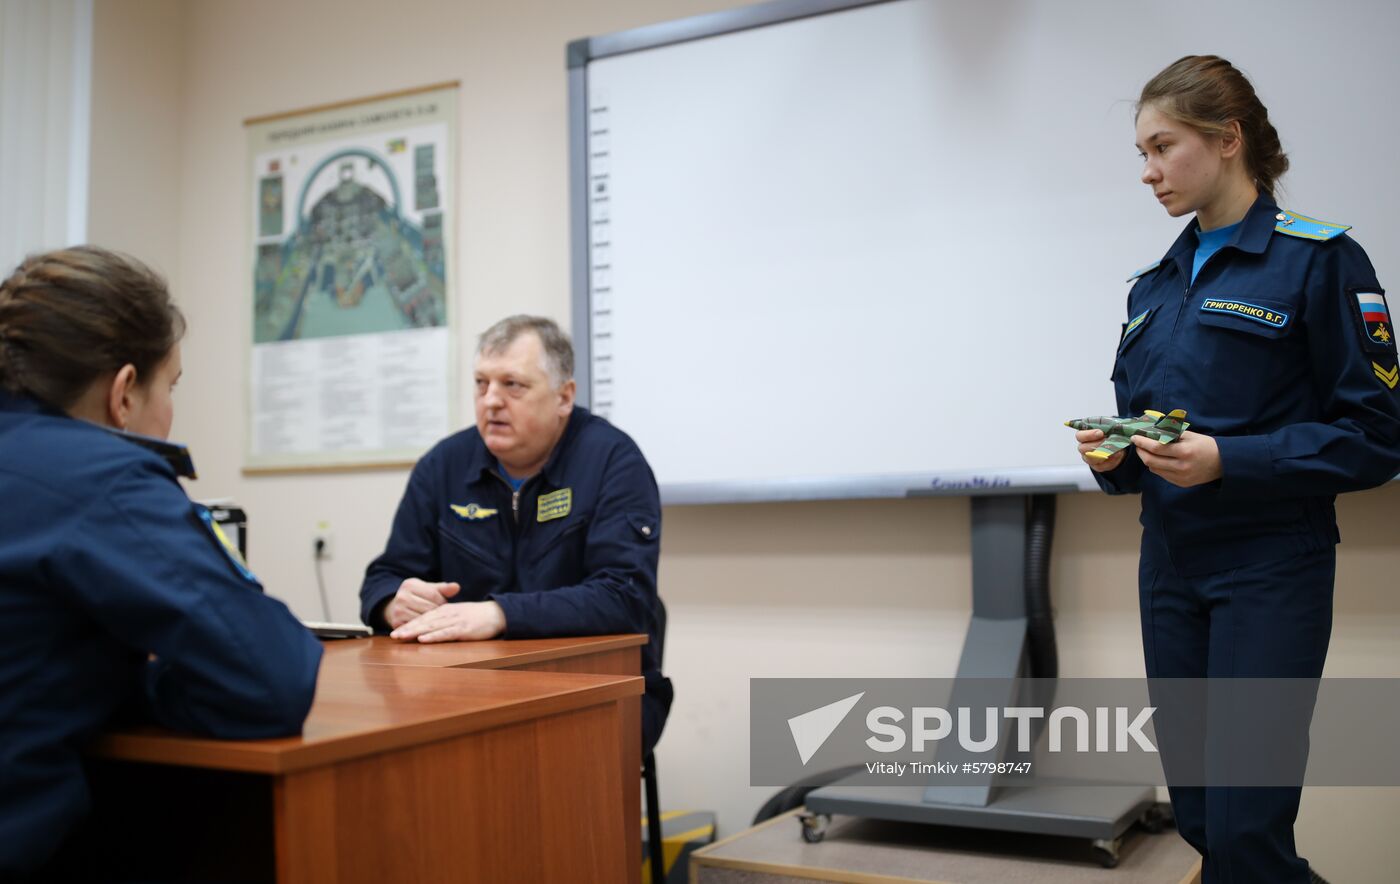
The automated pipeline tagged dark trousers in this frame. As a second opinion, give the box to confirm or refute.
[1139,541,1334,884]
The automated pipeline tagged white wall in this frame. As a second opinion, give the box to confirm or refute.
[86,1,1399,879]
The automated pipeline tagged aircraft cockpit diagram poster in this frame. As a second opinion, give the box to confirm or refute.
[244,83,457,470]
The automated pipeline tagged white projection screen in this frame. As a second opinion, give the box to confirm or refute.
[567,0,1400,503]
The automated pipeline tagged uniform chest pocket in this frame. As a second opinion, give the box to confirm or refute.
[1196,297,1295,340]
[1112,305,1157,381]
[536,517,589,559]
[437,518,506,574]
[524,517,590,587]
[1118,306,1156,355]
[1191,296,1302,393]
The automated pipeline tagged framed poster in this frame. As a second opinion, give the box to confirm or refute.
[243,83,458,472]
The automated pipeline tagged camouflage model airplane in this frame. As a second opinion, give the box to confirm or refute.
[1065,409,1190,460]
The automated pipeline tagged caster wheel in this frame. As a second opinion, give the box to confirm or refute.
[1091,836,1121,868]
[798,812,829,844]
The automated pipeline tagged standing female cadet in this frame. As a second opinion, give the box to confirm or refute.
[1074,56,1400,883]
[0,247,323,876]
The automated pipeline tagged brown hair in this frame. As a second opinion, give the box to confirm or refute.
[0,246,185,410]
[1138,55,1289,199]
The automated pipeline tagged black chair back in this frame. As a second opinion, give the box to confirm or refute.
[644,594,668,884]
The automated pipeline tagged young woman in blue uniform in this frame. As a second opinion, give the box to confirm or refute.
[1074,56,1400,884]
[0,247,323,877]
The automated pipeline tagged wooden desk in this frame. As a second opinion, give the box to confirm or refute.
[321,634,647,884]
[84,637,647,883]
[321,633,644,676]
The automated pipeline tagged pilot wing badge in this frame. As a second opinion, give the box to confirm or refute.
[451,503,498,521]
[1065,409,1190,460]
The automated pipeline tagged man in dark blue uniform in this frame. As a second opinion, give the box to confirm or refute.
[360,315,672,754]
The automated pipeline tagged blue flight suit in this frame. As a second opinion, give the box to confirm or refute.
[0,392,323,876]
[1097,196,1400,883]
[360,406,673,755]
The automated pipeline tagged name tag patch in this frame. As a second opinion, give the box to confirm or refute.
[1200,299,1289,329]
[450,503,497,521]
[537,488,572,522]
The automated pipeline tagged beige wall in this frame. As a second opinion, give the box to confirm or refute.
[88,0,185,275]
[88,0,1399,878]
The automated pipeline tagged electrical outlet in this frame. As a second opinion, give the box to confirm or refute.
[314,521,334,560]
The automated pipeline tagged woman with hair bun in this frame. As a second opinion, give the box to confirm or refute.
[1073,56,1400,883]
[0,246,322,877]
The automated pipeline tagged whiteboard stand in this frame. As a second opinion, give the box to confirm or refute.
[804,495,1159,868]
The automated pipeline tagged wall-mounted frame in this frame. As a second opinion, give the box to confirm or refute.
[243,82,458,473]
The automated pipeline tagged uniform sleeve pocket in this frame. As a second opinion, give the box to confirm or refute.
[1196,297,1294,339]
[626,511,660,542]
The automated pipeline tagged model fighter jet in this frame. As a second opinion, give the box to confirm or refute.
[1065,409,1190,460]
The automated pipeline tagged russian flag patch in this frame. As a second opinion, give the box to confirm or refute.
[1355,291,1395,350]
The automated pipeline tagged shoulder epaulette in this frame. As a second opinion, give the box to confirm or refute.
[1274,209,1350,241]
[1126,260,1161,282]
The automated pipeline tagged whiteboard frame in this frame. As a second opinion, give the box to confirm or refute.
[568,0,892,420]
[566,0,1098,505]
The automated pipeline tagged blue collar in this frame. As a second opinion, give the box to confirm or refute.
[1163,194,1279,280]
[1196,220,1242,248]
[466,406,590,489]
[497,463,526,491]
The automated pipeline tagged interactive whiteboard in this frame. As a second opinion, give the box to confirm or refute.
[567,0,1399,502]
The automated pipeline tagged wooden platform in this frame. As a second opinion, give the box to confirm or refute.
[691,810,1202,884]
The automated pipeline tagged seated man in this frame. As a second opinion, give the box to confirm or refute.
[360,315,672,754]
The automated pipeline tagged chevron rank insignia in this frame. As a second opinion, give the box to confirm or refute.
[1374,361,1399,390]
[450,503,498,520]
[1273,210,1350,241]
